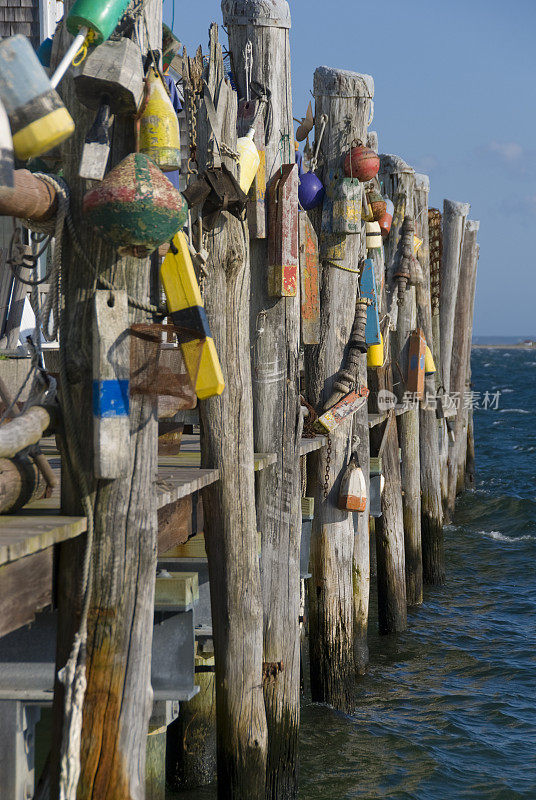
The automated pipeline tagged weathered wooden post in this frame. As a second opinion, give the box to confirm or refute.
[50,3,161,798]
[414,174,444,585]
[380,155,421,607]
[222,3,302,796]
[447,220,479,516]
[306,66,373,705]
[196,24,268,800]
[439,199,470,505]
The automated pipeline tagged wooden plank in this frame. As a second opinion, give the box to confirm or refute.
[0,547,52,636]
[156,467,220,506]
[298,436,327,455]
[155,570,198,610]
[0,511,86,565]
[157,495,192,554]
[299,211,320,344]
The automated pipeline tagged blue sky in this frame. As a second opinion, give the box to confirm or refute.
[164,0,535,337]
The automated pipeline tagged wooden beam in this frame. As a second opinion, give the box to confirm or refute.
[0,405,51,458]
[414,174,444,585]
[224,1,302,793]
[306,65,374,708]
[0,547,52,637]
[0,169,58,222]
[447,220,479,517]
[196,23,267,799]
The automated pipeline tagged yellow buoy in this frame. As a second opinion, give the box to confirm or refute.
[160,231,224,399]
[424,344,436,375]
[138,67,180,172]
[236,126,260,193]
[367,332,384,368]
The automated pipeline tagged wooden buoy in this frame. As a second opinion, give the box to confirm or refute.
[299,210,320,344]
[83,152,188,256]
[407,328,426,398]
[360,258,381,345]
[367,188,386,221]
[0,35,75,160]
[314,387,369,433]
[366,220,382,250]
[338,455,367,512]
[92,290,130,479]
[329,176,362,234]
[267,163,299,297]
[367,332,384,368]
[238,98,266,237]
[75,37,144,179]
[160,231,225,399]
[0,99,14,190]
[237,125,261,193]
[138,66,181,172]
[379,196,394,238]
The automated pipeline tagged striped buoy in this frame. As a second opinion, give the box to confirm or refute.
[0,98,14,190]
[83,152,188,257]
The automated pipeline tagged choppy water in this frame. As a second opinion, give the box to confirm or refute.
[300,348,536,799]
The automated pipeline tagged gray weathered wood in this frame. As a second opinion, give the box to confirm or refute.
[50,3,161,798]
[92,290,130,479]
[223,3,302,794]
[414,174,444,585]
[447,220,479,517]
[197,23,268,800]
[378,155,416,615]
[0,405,51,457]
[0,547,52,637]
[306,65,373,707]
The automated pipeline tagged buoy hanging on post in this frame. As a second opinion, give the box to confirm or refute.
[407,328,426,398]
[138,67,181,172]
[424,344,436,375]
[74,37,144,180]
[338,454,367,512]
[298,112,327,211]
[298,210,320,344]
[238,98,266,236]
[359,258,381,345]
[0,36,75,160]
[379,196,394,238]
[366,220,382,251]
[0,99,14,191]
[343,142,379,182]
[93,290,130,479]
[160,231,225,400]
[267,162,299,297]
[367,332,384,368]
[83,152,188,257]
[50,0,133,88]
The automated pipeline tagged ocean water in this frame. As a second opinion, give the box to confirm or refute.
[299,348,536,799]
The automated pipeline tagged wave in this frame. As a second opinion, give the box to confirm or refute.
[499,408,530,414]
[479,530,536,543]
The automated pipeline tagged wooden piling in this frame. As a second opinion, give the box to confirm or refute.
[380,155,420,609]
[306,66,374,704]
[222,2,302,795]
[50,3,161,798]
[439,199,470,507]
[197,24,267,800]
[414,174,444,586]
[447,220,479,516]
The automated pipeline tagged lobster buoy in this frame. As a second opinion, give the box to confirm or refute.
[368,189,386,221]
[298,171,324,210]
[237,126,260,193]
[338,455,367,512]
[83,152,188,257]
[379,197,394,238]
[138,67,181,172]
[344,143,380,182]
[0,35,75,160]
[0,99,14,191]
[67,0,132,44]
[366,220,382,250]
[424,344,436,375]
[367,332,384,368]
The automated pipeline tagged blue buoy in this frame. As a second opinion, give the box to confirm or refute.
[298,171,324,211]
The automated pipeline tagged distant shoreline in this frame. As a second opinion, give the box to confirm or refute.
[472,343,535,350]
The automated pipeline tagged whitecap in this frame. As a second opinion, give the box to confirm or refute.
[499,408,530,414]
[502,388,514,393]
[480,530,535,543]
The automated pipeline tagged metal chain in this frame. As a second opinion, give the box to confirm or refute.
[323,436,332,500]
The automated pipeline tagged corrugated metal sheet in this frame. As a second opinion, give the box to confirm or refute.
[0,0,40,49]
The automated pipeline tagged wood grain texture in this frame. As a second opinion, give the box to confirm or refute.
[0,406,51,458]
[197,23,267,800]
[414,174,444,585]
[223,4,302,795]
[306,66,373,708]
[447,220,479,517]
[50,3,161,798]
[0,547,52,637]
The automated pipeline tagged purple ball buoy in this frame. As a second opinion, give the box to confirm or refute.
[298,171,324,210]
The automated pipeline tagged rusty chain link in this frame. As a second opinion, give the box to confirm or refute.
[323,436,332,500]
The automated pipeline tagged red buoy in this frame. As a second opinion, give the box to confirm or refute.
[343,144,380,182]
